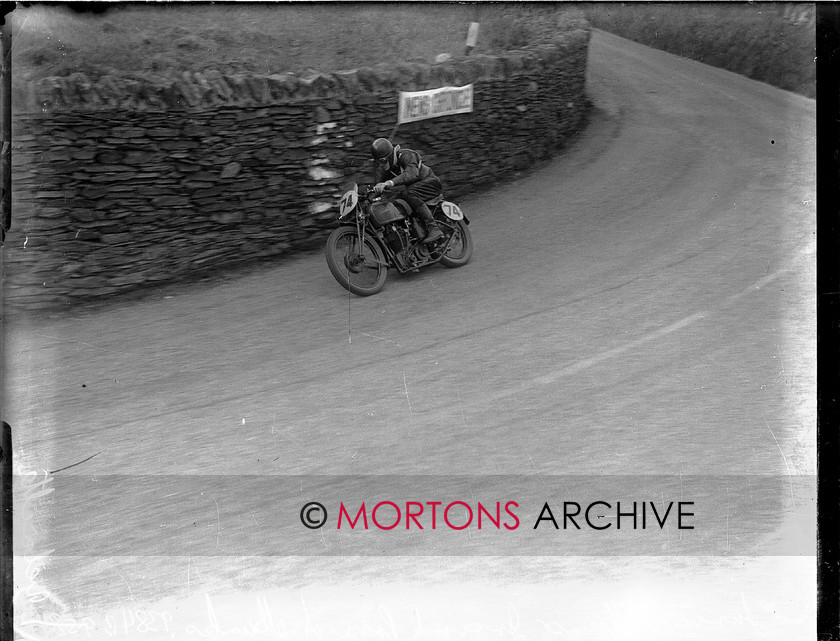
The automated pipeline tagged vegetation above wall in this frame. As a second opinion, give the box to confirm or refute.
[10,3,587,85]
[11,2,813,98]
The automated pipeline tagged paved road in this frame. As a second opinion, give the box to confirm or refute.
[6,31,816,640]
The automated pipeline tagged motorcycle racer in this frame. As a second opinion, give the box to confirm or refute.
[370,138,444,243]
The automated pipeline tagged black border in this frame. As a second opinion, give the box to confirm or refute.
[817,3,840,639]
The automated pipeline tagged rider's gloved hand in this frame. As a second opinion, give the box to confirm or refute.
[373,181,393,195]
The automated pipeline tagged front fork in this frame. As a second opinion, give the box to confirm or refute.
[345,222,389,269]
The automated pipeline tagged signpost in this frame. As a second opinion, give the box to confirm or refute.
[465,22,480,56]
[385,23,478,140]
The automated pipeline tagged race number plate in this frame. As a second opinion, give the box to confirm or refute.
[441,201,464,221]
[339,188,358,218]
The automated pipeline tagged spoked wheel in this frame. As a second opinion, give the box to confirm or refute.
[437,219,473,268]
[325,227,388,295]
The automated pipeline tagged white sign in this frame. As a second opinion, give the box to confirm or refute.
[398,85,474,124]
[466,22,480,49]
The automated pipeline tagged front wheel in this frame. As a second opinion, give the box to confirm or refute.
[325,227,388,296]
[438,219,473,268]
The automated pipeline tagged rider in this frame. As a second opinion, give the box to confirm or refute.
[370,138,444,243]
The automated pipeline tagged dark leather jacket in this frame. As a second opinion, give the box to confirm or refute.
[375,147,437,187]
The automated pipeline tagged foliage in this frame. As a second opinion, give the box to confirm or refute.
[9,3,584,85]
[585,2,815,97]
[481,3,590,50]
[9,3,814,99]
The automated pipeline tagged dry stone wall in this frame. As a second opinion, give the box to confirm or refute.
[6,28,590,310]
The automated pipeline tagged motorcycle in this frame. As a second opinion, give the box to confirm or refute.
[325,184,473,296]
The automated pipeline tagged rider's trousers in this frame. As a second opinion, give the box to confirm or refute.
[395,177,442,223]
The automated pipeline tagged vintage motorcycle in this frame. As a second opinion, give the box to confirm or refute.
[325,184,472,296]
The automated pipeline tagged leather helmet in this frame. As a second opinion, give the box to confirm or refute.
[370,138,393,161]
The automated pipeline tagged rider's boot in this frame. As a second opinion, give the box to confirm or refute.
[416,203,444,243]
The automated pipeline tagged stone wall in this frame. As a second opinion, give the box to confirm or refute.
[5,28,590,310]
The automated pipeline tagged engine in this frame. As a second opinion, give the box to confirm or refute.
[382,222,408,254]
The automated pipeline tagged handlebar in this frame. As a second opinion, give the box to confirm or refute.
[360,184,390,200]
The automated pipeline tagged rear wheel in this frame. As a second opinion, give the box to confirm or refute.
[325,227,388,295]
[438,219,473,268]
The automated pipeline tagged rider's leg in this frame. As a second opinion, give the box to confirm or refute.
[403,180,444,242]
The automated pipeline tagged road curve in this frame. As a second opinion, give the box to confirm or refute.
[6,30,816,639]
[8,32,815,478]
